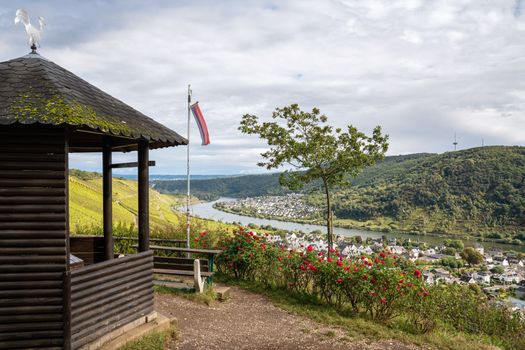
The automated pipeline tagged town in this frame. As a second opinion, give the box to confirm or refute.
[263,231,525,312]
[215,194,319,220]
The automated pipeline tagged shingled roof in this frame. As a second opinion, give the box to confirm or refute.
[0,52,187,151]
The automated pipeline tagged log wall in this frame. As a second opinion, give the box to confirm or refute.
[70,251,154,349]
[0,126,68,349]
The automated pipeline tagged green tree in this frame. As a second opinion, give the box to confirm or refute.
[239,104,388,253]
[491,265,504,274]
[460,247,484,266]
[443,247,457,256]
[444,239,464,250]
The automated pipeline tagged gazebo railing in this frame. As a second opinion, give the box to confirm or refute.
[68,250,154,349]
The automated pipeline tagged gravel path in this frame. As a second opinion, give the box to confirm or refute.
[155,285,422,350]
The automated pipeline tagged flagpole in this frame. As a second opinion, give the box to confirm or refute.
[186,85,191,251]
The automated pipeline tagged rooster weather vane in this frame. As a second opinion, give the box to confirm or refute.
[15,9,45,52]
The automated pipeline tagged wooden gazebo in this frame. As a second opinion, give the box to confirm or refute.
[0,51,186,349]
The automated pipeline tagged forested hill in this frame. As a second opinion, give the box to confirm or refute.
[151,152,435,199]
[153,173,289,200]
[153,146,525,237]
[329,146,525,237]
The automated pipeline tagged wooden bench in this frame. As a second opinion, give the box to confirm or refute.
[149,245,222,292]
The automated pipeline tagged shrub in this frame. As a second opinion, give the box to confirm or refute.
[216,228,525,349]
[218,228,422,320]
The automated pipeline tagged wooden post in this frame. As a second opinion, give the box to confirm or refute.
[63,271,72,350]
[64,128,72,350]
[138,140,150,252]
[103,138,113,260]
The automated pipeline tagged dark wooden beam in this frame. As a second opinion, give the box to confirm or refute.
[64,128,72,350]
[63,271,72,350]
[103,139,113,260]
[110,161,155,169]
[137,141,149,252]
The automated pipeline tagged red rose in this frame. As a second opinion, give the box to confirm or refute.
[260,243,266,250]
[414,270,421,279]
[329,247,336,253]
[307,245,314,252]
[380,298,387,304]
[327,257,333,263]
[336,260,343,267]
[336,279,343,283]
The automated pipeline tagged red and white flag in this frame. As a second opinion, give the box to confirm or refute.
[190,102,210,145]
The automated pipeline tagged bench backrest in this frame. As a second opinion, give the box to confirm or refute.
[154,256,210,272]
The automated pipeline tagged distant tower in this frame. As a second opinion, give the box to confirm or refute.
[453,133,458,151]
[482,138,484,147]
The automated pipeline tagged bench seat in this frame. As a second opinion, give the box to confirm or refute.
[154,268,214,277]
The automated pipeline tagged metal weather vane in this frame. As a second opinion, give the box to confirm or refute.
[15,9,45,52]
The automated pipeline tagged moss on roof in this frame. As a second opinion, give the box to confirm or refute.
[10,93,133,135]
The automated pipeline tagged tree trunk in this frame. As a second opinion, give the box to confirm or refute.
[322,178,333,257]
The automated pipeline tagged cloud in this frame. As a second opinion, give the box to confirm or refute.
[1,0,524,174]
[514,0,524,17]
[400,30,422,44]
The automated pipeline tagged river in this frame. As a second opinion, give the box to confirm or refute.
[188,197,525,253]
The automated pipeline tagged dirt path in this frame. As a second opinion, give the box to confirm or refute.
[155,286,422,350]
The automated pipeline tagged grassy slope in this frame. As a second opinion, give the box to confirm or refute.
[210,276,501,350]
[69,172,230,234]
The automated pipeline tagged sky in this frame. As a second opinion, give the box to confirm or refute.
[1,0,525,175]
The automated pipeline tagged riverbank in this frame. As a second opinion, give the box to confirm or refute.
[183,198,525,253]
[213,201,525,249]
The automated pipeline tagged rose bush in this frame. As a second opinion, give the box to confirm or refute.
[217,228,423,321]
[215,228,525,348]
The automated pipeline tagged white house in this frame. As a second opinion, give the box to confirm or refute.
[473,272,491,285]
